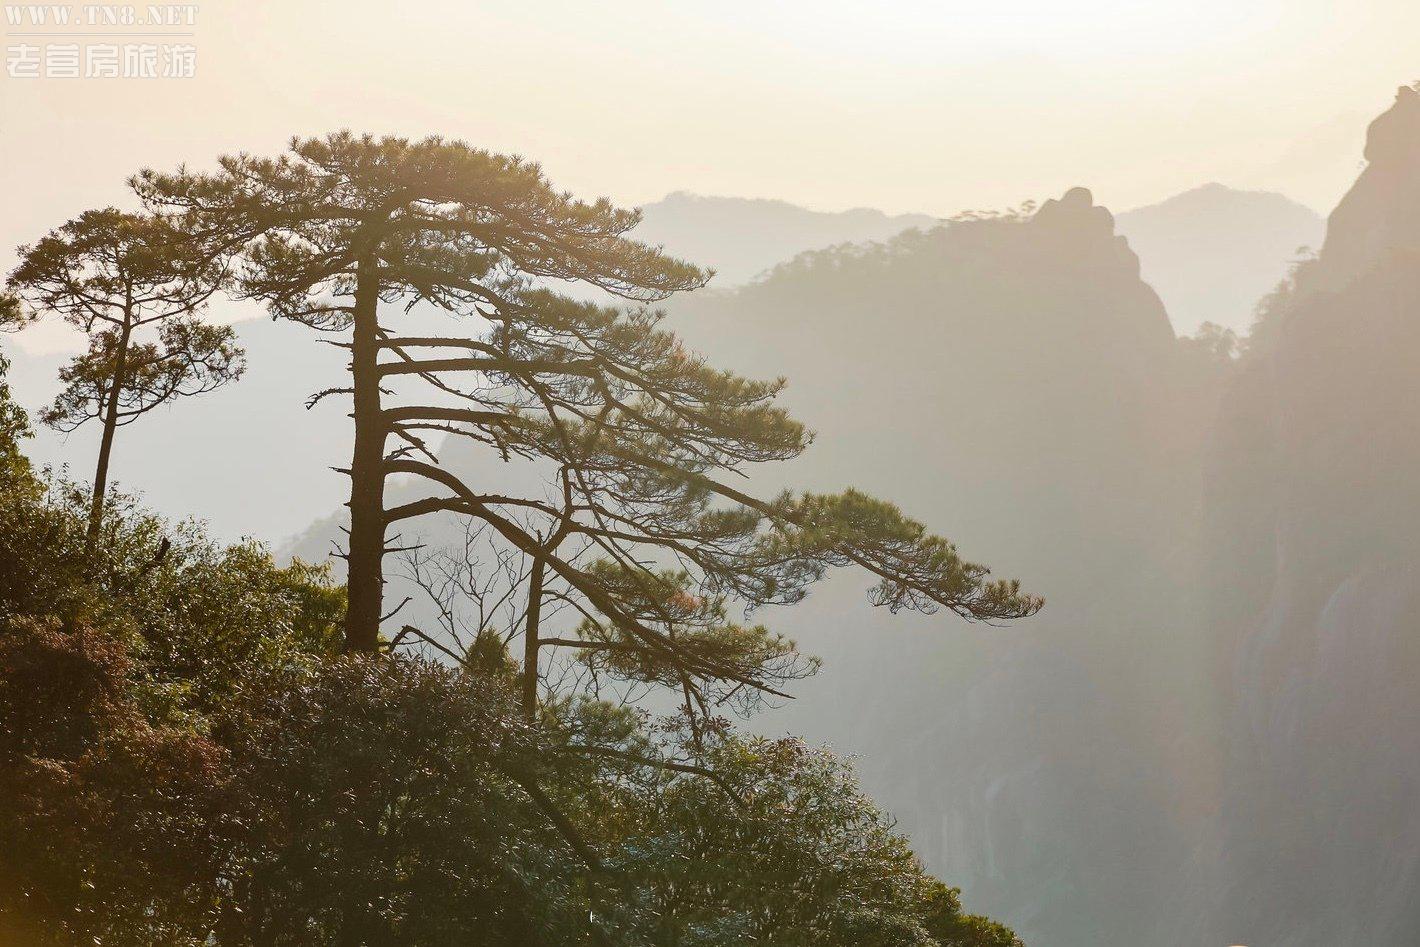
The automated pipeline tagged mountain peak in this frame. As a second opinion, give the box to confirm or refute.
[1312,82,1420,291]
[1130,182,1317,217]
[1032,186,1113,228]
[1030,187,1138,277]
[1363,83,1420,163]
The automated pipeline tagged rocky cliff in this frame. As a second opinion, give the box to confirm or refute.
[1205,84,1420,946]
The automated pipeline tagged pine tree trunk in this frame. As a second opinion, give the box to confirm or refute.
[344,252,386,653]
[87,315,132,545]
[522,556,546,719]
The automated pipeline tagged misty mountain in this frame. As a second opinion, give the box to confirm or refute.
[637,187,1326,337]
[635,191,938,286]
[661,187,1231,947]
[645,120,1415,943]
[1115,182,1324,336]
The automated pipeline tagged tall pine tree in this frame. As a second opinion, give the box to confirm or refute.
[137,134,1041,699]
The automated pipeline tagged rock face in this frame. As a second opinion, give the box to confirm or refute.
[1312,84,1420,292]
[1204,85,1420,946]
[668,101,1420,940]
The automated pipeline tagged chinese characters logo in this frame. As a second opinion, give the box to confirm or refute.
[6,5,199,79]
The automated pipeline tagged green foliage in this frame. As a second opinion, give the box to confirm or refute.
[0,460,1021,945]
[0,470,341,943]
[7,208,224,325]
[0,291,23,328]
[206,657,584,945]
[610,733,942,943]
[0,617,227,946]
[919,881,1024,947]
[553,719,1020,946]
[0,349,35,495]
[0,474,343,719]
[567,562,817,707]
[766,489,1039,618]
[134,131,708,328]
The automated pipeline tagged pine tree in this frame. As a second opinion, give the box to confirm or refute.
[6,209,241,539]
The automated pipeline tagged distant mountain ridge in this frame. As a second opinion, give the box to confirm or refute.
[3,182,1325,558]
[634,191,938,286]
[1114,182,1324,336]
[636,186,1324,338]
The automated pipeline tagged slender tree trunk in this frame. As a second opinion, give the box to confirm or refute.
[87,313,133,545]
[522,556,546,719]
[344,252,386,653]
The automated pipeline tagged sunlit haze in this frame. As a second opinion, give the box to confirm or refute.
[4,1,1418,290]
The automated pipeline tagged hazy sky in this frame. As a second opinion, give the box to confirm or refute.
[4,0,1419,350]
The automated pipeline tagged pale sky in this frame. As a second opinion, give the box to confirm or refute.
[4,0,1419,351]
